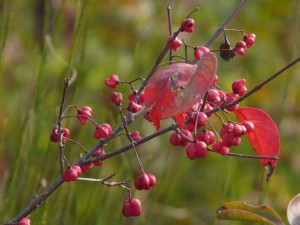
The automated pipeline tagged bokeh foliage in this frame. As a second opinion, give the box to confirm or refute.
[0,0,299,224]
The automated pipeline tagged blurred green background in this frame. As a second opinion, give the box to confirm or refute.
[0,0,299,224]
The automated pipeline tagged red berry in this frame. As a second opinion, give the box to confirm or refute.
[122,198,142,217]
[220,123,235,137]
[232,124,246,136]
[77,110,91,124]
[122,200,132,217]
[248,33,256,39]
[234,41,247,56]
[195,130,215,145]
[77,106,92,125]
[232,135,241,146]
[93,149,106,166]
[222,133,236,147]
[82,106,93,114]
[128,90,145,104]
[62,166,79,182]
[105,74,119,88]
[72,165,82,177]
[134,173,150,190]
[61,128,70,137]
[186,141,208,159]
[194,47,202,61]
[130,199,142,216]
[50,126,68,143]
[170,132,182,146]
[80,163,93,173]
[130,131,142,141]
[207,89,222,105]
[234,47,246,56]
[193,46,210,60]
[188,111,207,127]
[128,101,142,113]
[138,91,145,104]
[50,132,59,142]
[18,218,30,225]
[203,103,213,117]
[244,33,256,47]
[195,112,208,128]
[218,90,227,101]
[94,123,112,139]
[186,143,198,160]
[195,141,208,158]
[181,18,195,33]
[147,174,156,187]
[245,37,255,47]
[50,125,59,142]
[110,92,123,105]
[212,140,229,155]
[128,91,137,102]
[232,79,247,96]
[225,93,239,111]
[236,41,247,48]
[179,129,192,147]
[184,122,195,132]
[212,74,219,86]
[167,36,183,51]
[241,121,255,132]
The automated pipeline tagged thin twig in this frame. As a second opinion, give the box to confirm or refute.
[167,5,173,63]
[77,177,131,187]
[137,28,181,94]
[205,0,248,47]
[208,148,279,160]
[57,78,70,172]
[7,177,64,224]
[88,124,177,164]
[66,138,88,153]
[77,173,131,187]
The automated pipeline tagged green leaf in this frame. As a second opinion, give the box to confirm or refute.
[216,201,285,225]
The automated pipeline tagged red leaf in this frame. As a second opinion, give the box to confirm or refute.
[144,52,217,130]
[234,107,280,174]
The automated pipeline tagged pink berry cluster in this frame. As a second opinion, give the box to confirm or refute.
[50,125,70,144]
[61,148,106,182]
[234,33,256,56]
[105,70,163,217]
[105,75,145,114]
[168,77,254,159]
[94,123,112,139]
[102,16,257,216]
[212,121,254,155]
[166,18,195,51]
[122,198,142,217]
[134,173,156,190]
[77,106,93,124]
[76,106,114,140]
[48,9,259,221]
[62,165,82,182]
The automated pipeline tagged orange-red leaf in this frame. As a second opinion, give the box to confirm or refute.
[234,107,280,171]
[144,52,217,130]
